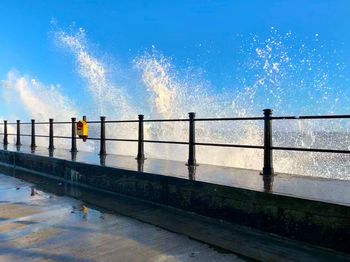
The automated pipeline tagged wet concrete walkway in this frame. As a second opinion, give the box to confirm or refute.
[1,172,349,261]
[0,173,242,262]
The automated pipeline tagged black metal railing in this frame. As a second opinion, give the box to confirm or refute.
[1,108,350,177]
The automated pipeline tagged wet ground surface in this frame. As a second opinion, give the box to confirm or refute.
[4,144,350,206]
[0,173,243,262]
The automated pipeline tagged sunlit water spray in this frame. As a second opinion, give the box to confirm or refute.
[1,27,350,180]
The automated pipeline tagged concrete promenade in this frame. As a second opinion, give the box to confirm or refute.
[0,173,242,262]
[0,145,349,260]
[1,174,350,261]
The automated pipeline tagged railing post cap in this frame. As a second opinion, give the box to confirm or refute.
[31,119,35,122]
[71,117,76,121]
[263,109,273,115]
[188,112,196,117]
[100,116,106,120]
[138,114,144,119]
[49,118,54,121]
[16,120,20,122]
[4,120,7,123]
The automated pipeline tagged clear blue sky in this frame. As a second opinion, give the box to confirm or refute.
[0,0,350,117]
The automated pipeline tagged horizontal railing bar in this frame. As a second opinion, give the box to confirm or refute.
[105,120,139,123]
[195,117,264,121]
[272,115,350,120]
[2,122,31,125]
[51,121,71,124]
[86,137,133,142]
[0,122,57,125]
[34,122,50,125]
[84,137,138,142]
[106,138,138,142]
[4,133,51,138]
[144,139,188,145]
[0,133,81,139]
[196,142,263,149]
[53,135,72,139]
[2,133,350,154]
[272,146,350,154]
[13,122,32,125]
[7,133,31,137]
[85,137,100,141]
[86,120,139,124]
[144,119,189,122]
[5,122,49,125]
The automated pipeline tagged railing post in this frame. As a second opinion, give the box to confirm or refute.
[3,120,8,145]
[137,159,144,172]
[48,118,54,151]
[71,151,77,161]
[99,116,106,156]
[100,154,106,166]
[188,166,196,180]
[16,120,21,146]
[187,112,197,166]
[31,119,36,150]
[262,109,274,176]
[136,114,145,160]
[263,174,274,193]
[71,117,77,152]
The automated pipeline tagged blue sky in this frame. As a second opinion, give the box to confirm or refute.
[0,0,350,118]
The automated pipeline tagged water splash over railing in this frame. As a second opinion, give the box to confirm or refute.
[2,27,350,180]
[2,109,350,180]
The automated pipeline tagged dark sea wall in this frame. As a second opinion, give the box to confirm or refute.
[0,149,349,254]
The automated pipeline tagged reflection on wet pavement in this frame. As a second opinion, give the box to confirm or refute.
[0,174,243,262]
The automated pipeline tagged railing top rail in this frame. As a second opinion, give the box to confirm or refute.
[273,146,350,154]
[195,117,264,121]
[144,118,189,122]
[3,122,33,125]
[52,121,71,124]
[105,120,139,123]
[88,118,190,123]
[272,114,350,120]
[2,122,51,125]
[87,120,139,124]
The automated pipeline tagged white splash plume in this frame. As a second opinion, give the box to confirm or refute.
[54,28,135,119]
[0,26,348,180]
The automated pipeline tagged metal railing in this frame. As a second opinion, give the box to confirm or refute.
[1,108,350,176]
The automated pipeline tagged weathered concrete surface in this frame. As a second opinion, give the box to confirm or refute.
[0,146,349,254]
[1,173,350,261]
[0,174,243,262]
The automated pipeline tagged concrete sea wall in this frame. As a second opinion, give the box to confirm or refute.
[0,149,349,254]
